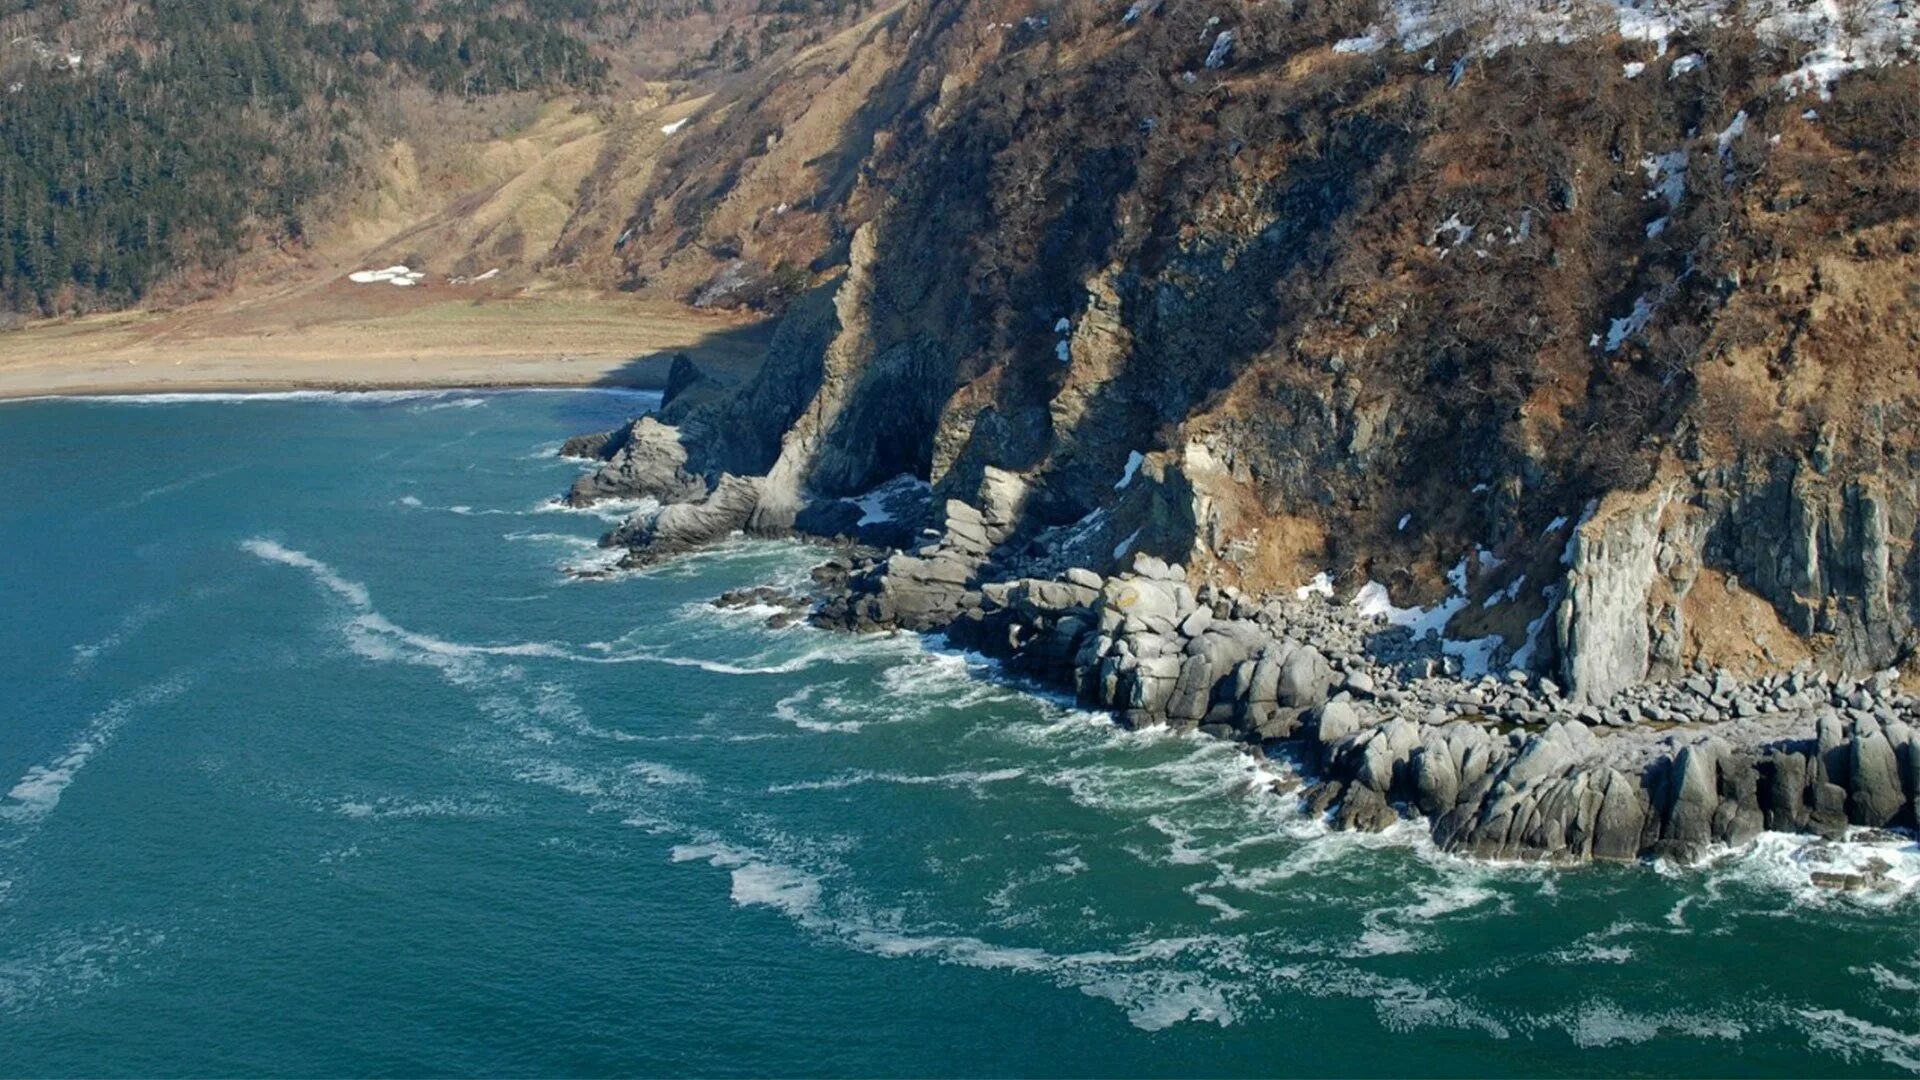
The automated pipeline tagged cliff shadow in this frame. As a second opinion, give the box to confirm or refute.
[587,315,782,393]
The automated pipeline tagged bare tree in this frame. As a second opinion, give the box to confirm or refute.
[1835,0,1876,61]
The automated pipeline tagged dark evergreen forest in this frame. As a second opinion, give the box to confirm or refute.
[0,0,611,314]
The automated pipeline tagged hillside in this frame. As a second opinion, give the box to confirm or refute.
[574,0,1920,702]
[0,0,869,317]
[10,0,1920,695]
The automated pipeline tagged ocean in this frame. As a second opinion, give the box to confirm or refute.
[3,389,1919,1077]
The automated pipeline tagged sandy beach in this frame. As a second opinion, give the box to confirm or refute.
[0,289,775,400]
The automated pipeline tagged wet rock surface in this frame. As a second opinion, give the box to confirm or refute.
[809,546,1920,863]
[559,406,1920,863]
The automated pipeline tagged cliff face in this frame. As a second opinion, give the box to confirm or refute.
[603,0,1920,698]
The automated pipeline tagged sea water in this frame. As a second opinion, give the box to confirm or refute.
[2,390,1919,1076]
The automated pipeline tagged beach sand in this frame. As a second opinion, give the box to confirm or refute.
[0,287,775,399]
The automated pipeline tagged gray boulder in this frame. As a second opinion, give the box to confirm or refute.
[566,417,707,507]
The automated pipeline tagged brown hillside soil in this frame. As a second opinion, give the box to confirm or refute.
[0,90,776,398]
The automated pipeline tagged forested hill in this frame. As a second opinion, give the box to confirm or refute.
[0,0,934,319]
[0,0,617,315]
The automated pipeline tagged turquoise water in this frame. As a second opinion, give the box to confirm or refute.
[3,390,1920,1077]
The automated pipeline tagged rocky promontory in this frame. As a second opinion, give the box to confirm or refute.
[558,412,1920,864]
[547,0,1920,864]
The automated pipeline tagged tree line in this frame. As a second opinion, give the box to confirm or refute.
[0,0,609,315]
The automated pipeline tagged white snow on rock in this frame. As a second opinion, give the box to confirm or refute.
[348,265,426,286]
[1561,501,1599,565]
[1642,148,1689,209]
[1204,29,1235,68]
[1295,572,1335,600]
[1765,0,1917,98]
[1623,60,1647,78]
[1716,110,1749,159]
[1053,316,1071,333]
[1605,291,1659,352]
[1509,593,1555,670]
[1430,213,1474,248]
[1055,340,1071,362]
[1397,513,1412,531]
[853,474,929,526]
[1353,579,1465,641]
[1484,573,1527,608]
[1352,0,1910,99]
[1334,32,1386,54]
[1353,572,1506,676]
[1112,527,1143,560]
[661,117,691,136]
[1115,450,1145,490]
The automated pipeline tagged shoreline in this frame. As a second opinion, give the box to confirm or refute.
[0,292,777,402]
[0,374,670,403]
[555,414,1920,873]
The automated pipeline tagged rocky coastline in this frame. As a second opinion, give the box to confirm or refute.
[560,409,1920,874]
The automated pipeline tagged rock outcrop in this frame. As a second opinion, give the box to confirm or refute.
[562,416,706,508]
[1555,490,1671,705]
[814,548,1920,862]
[557,0,1920,860]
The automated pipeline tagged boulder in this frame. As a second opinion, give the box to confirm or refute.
[566,417,708,507]
[1662,738,1726,856]
[606,472,762,555]
[1277,645,1335,708]
[1850,718,1905,826]
[1307,698,1363,761]
[1591,769,1650,862]
[1106,578,1180,634]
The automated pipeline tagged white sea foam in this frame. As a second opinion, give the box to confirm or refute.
[0,923,171,1015]
[768,767,1026,794]
[1859,962,1920,994]
[503,531,599,550]
[241,539,373,609]
[1801,1008,1920,1073]
[626,761,703,787]
[247,540,824,679]
[672,830,1255,1032]
[773,685,866,732]
[114,465,243,510]
[411,396,488,412]
[334,796,507,820]
[69,601,167,671]
[1273,961,1511,1038]
[534,495,659,525]
[729,862,824,916]
[0,675,192,825]
[1545,998,1749,1049]
[1691,830,1920,909]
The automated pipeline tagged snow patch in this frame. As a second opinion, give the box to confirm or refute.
[1295,572,1335,600]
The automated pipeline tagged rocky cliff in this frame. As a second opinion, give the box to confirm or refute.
[563,0,1920,857]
